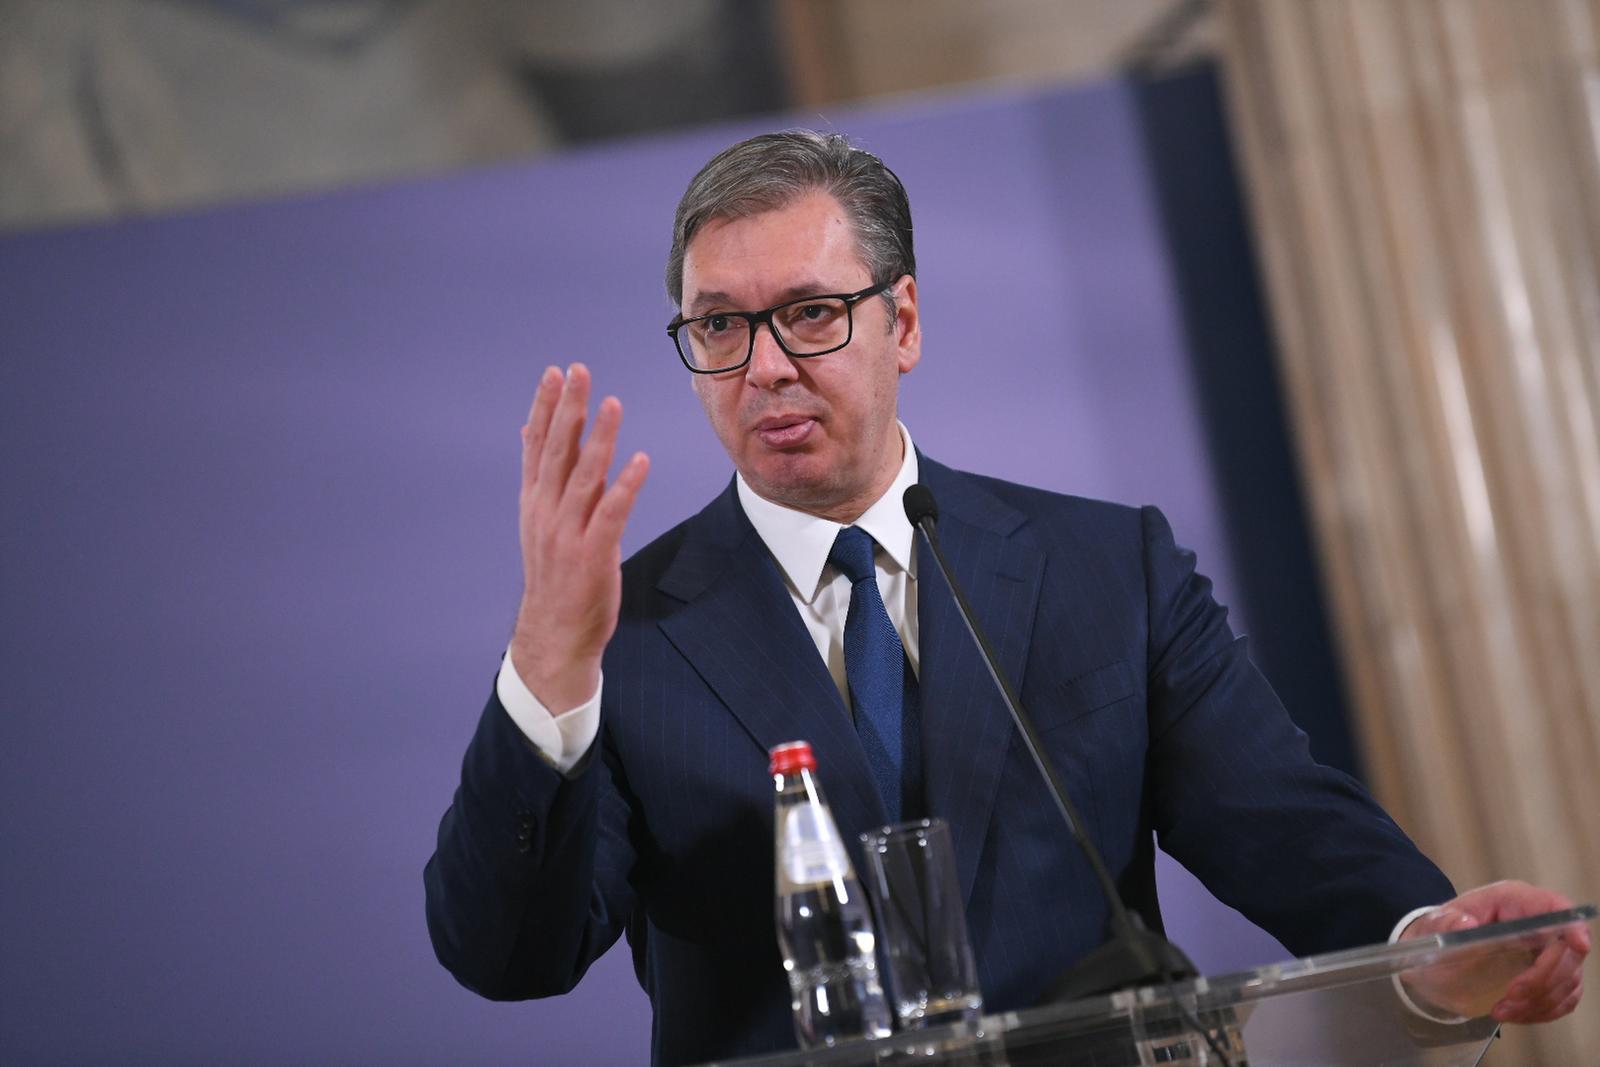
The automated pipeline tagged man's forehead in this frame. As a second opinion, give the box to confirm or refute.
[680,193,869,308]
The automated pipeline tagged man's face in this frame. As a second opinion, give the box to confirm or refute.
[681,190,920,523]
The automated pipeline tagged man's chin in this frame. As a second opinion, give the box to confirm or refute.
[743,460,837,510]
[742,462,885,523]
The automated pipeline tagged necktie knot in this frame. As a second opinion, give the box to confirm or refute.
[829,525,878,585]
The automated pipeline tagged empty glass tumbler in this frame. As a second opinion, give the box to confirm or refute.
[860,818,985,1030]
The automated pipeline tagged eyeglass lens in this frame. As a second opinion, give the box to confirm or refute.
[682,296,854,371]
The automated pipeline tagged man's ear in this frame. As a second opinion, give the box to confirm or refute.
[893,275,920,374]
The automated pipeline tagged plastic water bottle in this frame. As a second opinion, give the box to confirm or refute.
[770,740,893,1048]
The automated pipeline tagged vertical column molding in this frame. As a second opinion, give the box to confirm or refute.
[1217,3,1600,1061]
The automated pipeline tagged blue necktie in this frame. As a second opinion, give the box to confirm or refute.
[829,526,921,823]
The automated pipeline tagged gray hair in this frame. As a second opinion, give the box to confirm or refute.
[665,130,915,308]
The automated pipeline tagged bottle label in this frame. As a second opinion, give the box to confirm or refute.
[782,804,852,886]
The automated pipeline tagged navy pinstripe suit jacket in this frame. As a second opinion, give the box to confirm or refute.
[425,456,1453,1066]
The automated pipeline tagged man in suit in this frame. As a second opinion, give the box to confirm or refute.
[424,131,1587,1066]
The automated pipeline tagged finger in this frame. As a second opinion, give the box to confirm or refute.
[561,396,623,529]
[1481,881,1568,924]
[1524,977,1580,1020]
[1497,976,1580,1023]
[522,365,563,488]
[1494,943,1580,1019]
[1549,985,1583,1020]
[588,451,650,546]
[536,363,592,510]
[1518,983,1583,1024]
[1511,938,1571,995]
[1545,940,1585,981]
[1524,946,1584,1007]
[1405,906,1476,939]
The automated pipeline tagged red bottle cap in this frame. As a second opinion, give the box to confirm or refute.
[769,740,816,776]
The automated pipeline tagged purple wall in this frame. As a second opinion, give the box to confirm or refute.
[1,78,1287,1064]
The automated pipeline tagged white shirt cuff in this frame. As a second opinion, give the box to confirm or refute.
[1390,905,1471,1024]
[495,652,602,774]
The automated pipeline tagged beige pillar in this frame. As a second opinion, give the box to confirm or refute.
[1217,1,1600,1061]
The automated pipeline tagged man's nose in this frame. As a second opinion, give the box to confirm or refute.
[745,322,798,389]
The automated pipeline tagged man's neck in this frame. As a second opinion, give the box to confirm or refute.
[735,424,919,598]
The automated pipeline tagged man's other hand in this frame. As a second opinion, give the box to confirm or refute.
[510,363,649,713]
[1399,880,1589,1024]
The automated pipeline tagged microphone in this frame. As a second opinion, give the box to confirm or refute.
[902,483,939,528]
[903,483,1198,1003]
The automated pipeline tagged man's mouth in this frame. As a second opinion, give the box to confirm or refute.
[752,415,817,449]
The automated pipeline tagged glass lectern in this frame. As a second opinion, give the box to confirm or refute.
[701,905,1595,1067]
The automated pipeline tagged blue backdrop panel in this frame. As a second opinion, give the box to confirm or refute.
[1,70,1320,1064]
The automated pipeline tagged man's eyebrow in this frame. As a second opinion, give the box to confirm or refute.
[684,281,842,316]
[684,290,737,315]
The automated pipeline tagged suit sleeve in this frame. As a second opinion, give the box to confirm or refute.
[423,685,638,999]
[1137,505,1455,955]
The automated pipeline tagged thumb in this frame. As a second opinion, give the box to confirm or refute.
[1406,905,1481,940]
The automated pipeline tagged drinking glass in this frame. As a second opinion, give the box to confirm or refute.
[859,818,984,1030]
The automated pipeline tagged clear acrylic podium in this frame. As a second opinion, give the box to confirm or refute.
[702,905,1595,1066]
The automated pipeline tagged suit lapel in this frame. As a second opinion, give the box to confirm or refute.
[656,484,890,857]
[916,458,1044,906]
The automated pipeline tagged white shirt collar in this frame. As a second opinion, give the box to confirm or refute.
[736,423,919,602]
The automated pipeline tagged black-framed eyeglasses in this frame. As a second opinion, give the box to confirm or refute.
[667,281,889,374]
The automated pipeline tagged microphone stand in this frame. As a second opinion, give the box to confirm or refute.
[903,485,1197,1004]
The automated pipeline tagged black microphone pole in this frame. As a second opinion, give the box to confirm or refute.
[903,484,1197,1003]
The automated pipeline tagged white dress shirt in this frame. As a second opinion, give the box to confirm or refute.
[496,424,920,772]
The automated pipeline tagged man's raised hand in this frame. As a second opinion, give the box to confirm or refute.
[509,363,649,713]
